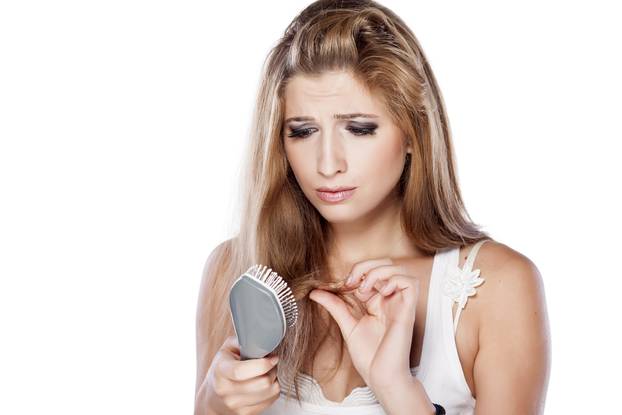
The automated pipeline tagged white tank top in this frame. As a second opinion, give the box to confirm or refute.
[261,240,489,415]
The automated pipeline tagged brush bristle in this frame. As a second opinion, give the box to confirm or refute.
[246,264,298,328]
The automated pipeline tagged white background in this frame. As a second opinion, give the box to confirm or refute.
[1,1,620,413]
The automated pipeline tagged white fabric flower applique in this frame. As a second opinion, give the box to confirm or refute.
[443,264,485,333]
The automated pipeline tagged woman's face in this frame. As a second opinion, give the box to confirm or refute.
[282,69,411,224]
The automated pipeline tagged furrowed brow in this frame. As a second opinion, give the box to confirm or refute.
[284,113,379,123]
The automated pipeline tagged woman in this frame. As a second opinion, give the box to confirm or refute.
[194,1,550,414]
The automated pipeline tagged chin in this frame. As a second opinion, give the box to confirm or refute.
[315,202,369,225]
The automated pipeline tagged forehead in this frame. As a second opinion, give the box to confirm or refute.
[283,70,385,116]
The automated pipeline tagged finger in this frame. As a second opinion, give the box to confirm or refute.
[380,275,420,312]
[309,289,358,341]
[235,381,281,412]
[357,264,408,293]
[222,379,280,410]
[263,361,279,384]
[221,335,240,355]
[253,392,282,412]
[353,282,382,303]
[367,276,420,323]
[353,278,393,303]
[354,275,419,307]
[219,353,279,382]
[380,279,397,296]
[362,290,385,316]
[229,364,278,395]
[345,258,394,287]
[222,335,279,361]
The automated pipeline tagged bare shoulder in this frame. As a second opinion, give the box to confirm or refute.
[461,239,537,272]
[461,239,547,313]
[196,238,235,317]
[202,238,236,281]
[462,239,551,412]
[197,237,237,323]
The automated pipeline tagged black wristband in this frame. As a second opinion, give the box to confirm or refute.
[433,403,446,414]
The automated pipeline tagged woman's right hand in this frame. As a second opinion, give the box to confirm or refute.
[203,335,281,415]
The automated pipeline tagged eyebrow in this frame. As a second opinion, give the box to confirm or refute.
[284,113,379,123]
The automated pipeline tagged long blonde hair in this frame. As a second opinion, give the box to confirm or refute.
[208,0,491,404]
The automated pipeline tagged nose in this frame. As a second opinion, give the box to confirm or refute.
[317,128,347,177]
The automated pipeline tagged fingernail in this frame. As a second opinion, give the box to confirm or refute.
[346,275,354,285]
[270,356,279,365]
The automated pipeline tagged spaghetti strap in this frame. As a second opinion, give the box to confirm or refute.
[443,239,490,333]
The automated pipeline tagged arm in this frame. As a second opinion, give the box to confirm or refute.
[194,239,235,415]
[374,376,436,415]
[472,254,551,414]
[372,245,550,414]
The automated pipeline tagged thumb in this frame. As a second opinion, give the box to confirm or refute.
[309,289,358,340]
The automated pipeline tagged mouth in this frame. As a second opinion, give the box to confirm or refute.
[315,187,357,203]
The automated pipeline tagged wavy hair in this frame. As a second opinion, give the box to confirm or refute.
[204,0,492,405]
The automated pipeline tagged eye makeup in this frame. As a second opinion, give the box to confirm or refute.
[286,122,378,139]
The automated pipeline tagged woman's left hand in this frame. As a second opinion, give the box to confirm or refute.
[308,258,420,391]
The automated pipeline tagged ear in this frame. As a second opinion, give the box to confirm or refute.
[405,136,413,154]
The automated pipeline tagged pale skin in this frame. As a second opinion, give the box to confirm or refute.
[195,69,550,414]
[195,73,550,415]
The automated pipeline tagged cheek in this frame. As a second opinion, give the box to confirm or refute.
[366,144,401,168]
[357,138,404,180]
[284,145,311,182]
[285,146,300,169]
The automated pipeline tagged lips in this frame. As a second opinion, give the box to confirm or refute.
[315,187,357,203]
[316,186,356,192]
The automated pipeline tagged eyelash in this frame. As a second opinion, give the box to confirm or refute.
[287,125,377,139]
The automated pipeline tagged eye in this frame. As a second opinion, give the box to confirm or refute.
[287,127,316,139]
[286,124,378,139]
[347,125,377,136]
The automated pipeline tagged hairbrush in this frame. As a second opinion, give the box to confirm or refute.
[228,264,298,360]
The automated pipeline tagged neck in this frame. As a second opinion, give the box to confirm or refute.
[325,191,425,282]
